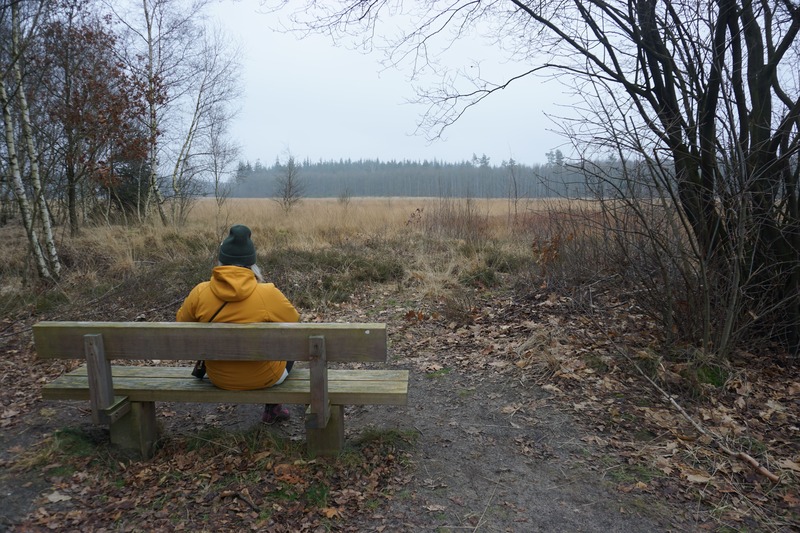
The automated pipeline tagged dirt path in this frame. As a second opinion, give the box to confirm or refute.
[202,365,685,531]
[332,301,689,532]
[343,370,681,531]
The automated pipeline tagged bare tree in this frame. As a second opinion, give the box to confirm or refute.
[107,0,241,226]
[503,157,521,229]
[275,0,800,361]
[206,104,240,216]
[168,24,242,225]
[272,153,305,214]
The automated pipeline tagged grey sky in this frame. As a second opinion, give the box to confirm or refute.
[210,0,568,166]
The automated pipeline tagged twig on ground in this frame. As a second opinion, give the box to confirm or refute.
[603,338,782,484]
[577,304,782,484]
[473,480,499,532]
[81,283,125,309]
[633,359,779,483]
[219,490,259,512]
[478,475,513,490]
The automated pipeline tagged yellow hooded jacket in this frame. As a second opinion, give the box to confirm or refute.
[176,265,300,390]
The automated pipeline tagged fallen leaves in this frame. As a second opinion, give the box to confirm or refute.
[1,407,20,428]
[500,403,523,415]
[425,287,800,529]
[778,460,800,474]
[320,506,342,519]
[13,425,413,531]
[617,481,649,493]
[685,473,713,484]
[423,504,447,512]
[3,261,798,532]
[45,491,72,503]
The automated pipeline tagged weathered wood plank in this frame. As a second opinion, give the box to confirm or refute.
[84,334,114,424]
[65,365,408,382]
[307,336,330,429]
[33,322,387,362]
[103,396,131,424]
[42,369,409,406]
[110,402,157,459]
[307,405,344,457]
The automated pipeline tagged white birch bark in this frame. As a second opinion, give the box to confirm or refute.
[0,77,53,280]
[11,3,61,277]
[142,0,169,226]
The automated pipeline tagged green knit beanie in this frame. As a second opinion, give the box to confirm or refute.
[219,225,257,266]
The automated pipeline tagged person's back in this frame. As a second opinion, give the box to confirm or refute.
[176,224,299,422]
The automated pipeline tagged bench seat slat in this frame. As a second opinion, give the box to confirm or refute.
[43,366,409,406]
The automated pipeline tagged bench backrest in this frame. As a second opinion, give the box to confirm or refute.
[34,321,388,429]
[33,321,387,362]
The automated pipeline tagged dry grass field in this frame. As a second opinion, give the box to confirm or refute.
[2,196,586,315]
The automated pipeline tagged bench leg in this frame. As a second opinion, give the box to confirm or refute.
[110,401,158,459]
[306,405,344,456]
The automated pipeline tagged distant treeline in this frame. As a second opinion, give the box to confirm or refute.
[228,153,596,199]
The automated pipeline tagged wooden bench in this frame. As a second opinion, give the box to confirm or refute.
[33,321,408,458]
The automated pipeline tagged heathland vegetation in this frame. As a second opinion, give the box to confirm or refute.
[3,0,796,366]
[275,0,800,365]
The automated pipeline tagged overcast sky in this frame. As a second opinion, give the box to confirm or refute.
[208,0,569,166]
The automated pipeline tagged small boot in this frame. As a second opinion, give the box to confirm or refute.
[262,403,290,424]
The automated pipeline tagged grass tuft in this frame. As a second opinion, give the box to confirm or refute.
[11,427,105,472]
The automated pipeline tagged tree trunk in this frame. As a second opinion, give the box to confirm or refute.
[0,77,53,281]
[11,2,62,278]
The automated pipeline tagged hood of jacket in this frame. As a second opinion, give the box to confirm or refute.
[209,265,258,302]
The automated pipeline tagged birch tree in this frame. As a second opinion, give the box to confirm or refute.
[273,153,305,214]
[107,0,241,225]
[0,0,61,280]
[166,24,241,224]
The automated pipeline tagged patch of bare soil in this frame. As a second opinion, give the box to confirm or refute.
[330,295,691,532]
[343,370,680,531]
[1,282,797,531]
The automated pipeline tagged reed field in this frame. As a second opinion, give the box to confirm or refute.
[1,197,600,317]
[0,198,608,320]
[183,196,586,245]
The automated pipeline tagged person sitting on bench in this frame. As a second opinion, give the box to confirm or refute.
[176,224,300,424]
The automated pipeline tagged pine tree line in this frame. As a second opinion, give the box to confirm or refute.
[228,153,593,199]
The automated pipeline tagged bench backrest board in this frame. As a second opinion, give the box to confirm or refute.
[33,321,387,362]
